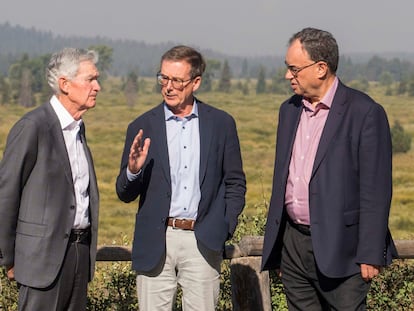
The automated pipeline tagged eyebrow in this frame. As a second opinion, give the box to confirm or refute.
[159,73,187,81]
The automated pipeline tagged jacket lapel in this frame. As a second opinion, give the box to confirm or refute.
[150,104,171,185]
[279,96,303,180]
[197,101,212,187]
[44,103,74,187]
[311,82,348,177]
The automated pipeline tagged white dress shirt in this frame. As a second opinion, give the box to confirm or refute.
[50,96,90,229]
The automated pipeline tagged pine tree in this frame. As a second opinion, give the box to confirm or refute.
[124,71,139,107]
[256,66,266,94]
[217,60,232,93]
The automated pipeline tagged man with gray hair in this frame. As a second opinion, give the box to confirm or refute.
[0,47,100,310]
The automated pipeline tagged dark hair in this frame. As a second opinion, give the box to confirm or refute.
[160,45,206,78]
[289,27,339,73]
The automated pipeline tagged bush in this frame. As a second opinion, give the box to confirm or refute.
[87,262,138,310]
[367,260,414,310]
[1,210,413,310]
[0,269,18,310]
[391,120,412,154]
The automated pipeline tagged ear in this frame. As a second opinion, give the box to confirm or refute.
[316,62,329,78]
[58,77,69,94]
[191,76,202,92]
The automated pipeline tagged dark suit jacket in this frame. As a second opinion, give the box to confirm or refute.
[261,81,397,278]
[0,102,99,288]
[116,99,246,272]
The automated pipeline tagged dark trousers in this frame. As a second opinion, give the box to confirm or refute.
[18,242,89,311]
[281,221,371,311]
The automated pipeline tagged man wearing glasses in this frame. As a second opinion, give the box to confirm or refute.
[261,28,397,310]
[116,45,246,310]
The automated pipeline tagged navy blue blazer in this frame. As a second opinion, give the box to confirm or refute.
[261,81,397,278]
[116,99,246,272]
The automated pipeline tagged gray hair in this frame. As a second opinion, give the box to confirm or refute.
[46,48,99,94]
[289,27,339,73]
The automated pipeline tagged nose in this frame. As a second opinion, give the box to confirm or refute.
[165,79,174,90]
[285,69,294,80]
[94,80,101,91]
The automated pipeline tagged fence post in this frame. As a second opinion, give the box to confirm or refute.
[229,236,271,311]
[230,256,271,311]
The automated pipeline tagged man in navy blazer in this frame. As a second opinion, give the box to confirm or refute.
[116,45,246,310]
[261,28,397,310]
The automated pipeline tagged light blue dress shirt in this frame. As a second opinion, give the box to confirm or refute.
[126,102,201,220]
[164,102,201,220]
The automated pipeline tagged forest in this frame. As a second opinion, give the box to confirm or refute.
[3,27,414,108]
[1,21,414,80]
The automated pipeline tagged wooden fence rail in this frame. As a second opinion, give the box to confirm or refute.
[96,237,414,311]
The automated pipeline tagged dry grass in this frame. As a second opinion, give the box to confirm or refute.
[0,79,413,244]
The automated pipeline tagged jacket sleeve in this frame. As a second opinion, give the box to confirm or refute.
[0,119,38,267]
[223,114,246,236]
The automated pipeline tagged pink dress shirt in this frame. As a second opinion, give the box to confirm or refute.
[285,78,339,225]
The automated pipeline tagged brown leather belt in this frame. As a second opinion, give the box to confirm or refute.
[167,217,195,230]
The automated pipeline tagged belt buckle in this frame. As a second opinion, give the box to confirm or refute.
[74,230,85,243]
[172,218,178,229]
[76,232,83,243]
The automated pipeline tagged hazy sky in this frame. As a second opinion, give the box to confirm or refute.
[1,0,413,57]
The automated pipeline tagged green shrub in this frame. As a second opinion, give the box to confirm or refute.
[1,211,413,311]
[391,120,412,154]
[87,262,138,310]
[367,260,414,310]
[0,270,18,310]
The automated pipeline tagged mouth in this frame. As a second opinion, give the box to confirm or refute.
[164,92,176,99]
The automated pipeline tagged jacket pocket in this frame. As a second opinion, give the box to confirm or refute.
[16,219,47,237]
[344,210,359,226]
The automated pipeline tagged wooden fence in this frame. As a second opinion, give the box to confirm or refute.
[96,237,414,311]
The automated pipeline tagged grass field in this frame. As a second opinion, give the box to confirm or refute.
[0,78,413,245]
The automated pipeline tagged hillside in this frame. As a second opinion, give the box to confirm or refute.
[2,22,414,78]
[0,22,284,77]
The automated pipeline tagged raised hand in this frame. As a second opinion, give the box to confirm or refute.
[128,129,151,174]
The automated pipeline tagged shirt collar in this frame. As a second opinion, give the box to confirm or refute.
[302,77,339,111]
[164,100,199,121]
[50,95,82,130]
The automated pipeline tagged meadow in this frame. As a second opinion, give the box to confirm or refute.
[0,78,413,246]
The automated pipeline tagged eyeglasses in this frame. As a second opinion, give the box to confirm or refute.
[156,73,194,90]
[285,61,320,77]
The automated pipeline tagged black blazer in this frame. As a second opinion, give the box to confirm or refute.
[261,81,397,278]
[116,99,246,272]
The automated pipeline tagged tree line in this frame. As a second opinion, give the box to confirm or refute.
[3,47,414,107]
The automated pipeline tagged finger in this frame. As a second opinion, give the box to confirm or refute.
[142,137,151,153]
[130,130,143,155]
[360,265,370,281]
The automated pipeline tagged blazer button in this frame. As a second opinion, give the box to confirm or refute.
[70,205,75,210]
[64,233,70,239]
